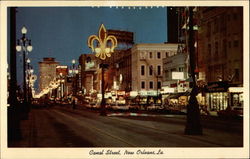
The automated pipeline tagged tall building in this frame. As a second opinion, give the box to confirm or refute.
[38,57,59,91]
[131,43,175,95]
[197,7,243,110]
[104,30,134,92]
[167,7,187,43]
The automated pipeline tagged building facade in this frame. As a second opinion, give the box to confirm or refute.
[197,7,243,110]
[79,54,99,95]
[131,43,177,96]
[162,47,189,93]
[38,57,59,92]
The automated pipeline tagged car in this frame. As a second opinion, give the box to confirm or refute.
[232,106,243,117]
[146,104,164,111]
[112,104,129,111]
[217,107,243,118]
[128,104,140,111]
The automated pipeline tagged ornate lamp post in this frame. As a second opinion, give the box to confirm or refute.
[58,72,65,101]
[16,26,33,104]
[26,58,33,103]
[71,59,79,96]
[88,24,118,116]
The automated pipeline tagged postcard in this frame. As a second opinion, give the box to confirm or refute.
[0,0,249,158]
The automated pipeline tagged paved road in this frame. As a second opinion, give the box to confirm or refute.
[9,105,243,147]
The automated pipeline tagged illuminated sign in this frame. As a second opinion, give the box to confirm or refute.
[88,24,118,60]
[205,81,228,92]
[172,72,184,80]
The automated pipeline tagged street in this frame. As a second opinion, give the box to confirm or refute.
[8,104,243,147]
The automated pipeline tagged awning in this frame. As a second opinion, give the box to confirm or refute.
[228,87,243,93]
[166,93,184,99]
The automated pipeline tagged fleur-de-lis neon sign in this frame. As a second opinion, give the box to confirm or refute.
[88,24,118,60]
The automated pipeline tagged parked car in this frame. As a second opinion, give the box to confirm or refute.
[232,106,243,117]
[128,104,140,111]
[146,104,164,111]
[112,104,129,111]
[217,107,243,118]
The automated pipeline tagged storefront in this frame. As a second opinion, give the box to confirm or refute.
[228,87,243,107]
[205,81,229,111]
[164,92,189,106]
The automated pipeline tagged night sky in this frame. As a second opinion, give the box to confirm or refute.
[9,7,168,89]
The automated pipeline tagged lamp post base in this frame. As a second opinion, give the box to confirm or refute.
[185,89,203,135]
[100,111,107,116]
[100,99,107,116]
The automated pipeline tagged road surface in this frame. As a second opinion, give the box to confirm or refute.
[8,105,243,147]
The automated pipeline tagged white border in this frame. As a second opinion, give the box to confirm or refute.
[0,1,249,159]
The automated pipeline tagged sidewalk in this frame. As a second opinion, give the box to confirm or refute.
[8,110,35,147]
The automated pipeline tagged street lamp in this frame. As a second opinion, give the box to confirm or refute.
[16,26,33,104]
[88,24,118,116]
[71,59,79,96]
[26,58,33,103]
[58,72,65,101]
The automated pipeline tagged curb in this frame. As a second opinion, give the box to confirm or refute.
[107,112,175,117]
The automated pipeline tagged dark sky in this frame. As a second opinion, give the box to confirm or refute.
[10,7,168,89]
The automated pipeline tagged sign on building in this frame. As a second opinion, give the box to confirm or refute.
[172,72,184,80]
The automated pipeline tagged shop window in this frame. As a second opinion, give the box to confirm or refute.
[233,94,239,106]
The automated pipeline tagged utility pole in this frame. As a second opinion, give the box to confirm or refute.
[9,7,18,107]
[185,7,203,135]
